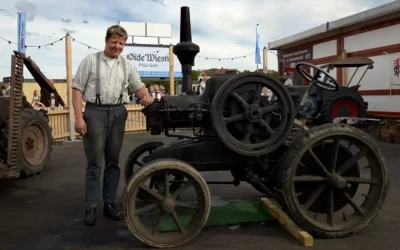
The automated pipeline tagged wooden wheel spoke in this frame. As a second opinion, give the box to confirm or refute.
[294,175,327,182]
[303,183,327,210]
[344,192,365,215]
[242,123,254,142]
[172,180,192,199]
[330,139,340,173]
[224,113,245,124]
[164,172,170,196]
[252,84,263,105]
[336,149,367,175]
[139,184,164,201]
[171,210,186,234]
[175,200,199,210]
[259,119,275,135]
[343,177,380,185]
[231,91,249,108]
[152,212,165,235]
[328,189,334,226]
[135,203,159,216]
[308,148,330,176]
[260,103,280,114]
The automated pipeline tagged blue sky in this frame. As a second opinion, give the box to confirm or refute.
[0,0,394,80]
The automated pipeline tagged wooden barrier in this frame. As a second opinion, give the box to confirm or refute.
[44,104,147,140]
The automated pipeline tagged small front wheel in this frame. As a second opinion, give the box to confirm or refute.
[123,159,211,248]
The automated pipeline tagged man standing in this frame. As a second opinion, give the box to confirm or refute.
[72,25,154,226]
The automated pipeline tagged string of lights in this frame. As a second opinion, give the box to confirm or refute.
[0,36,65,48]
[197,52,255,60]
[0,35,258,60]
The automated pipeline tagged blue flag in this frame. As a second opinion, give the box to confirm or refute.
[17,12,26,54]
[255,24,261,65]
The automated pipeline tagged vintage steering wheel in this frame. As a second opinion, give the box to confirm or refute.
[295,62,339,91]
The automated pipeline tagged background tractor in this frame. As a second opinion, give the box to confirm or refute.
[286,57,372,125]
[0,51,54,179]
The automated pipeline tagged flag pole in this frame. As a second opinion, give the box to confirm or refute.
[255,24,261,71]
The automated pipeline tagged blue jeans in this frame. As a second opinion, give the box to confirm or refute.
[83,103,128,208]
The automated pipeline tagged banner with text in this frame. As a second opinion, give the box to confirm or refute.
[17,12,26,54]
[280,47,313,68]
[124,47,182,78]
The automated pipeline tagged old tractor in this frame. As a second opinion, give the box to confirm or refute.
[287,57,372,125]
[0,51,53,179]
[122,6,389,248]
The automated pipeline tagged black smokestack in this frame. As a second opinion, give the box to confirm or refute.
[173,6,200,95]
[180,6,192,42]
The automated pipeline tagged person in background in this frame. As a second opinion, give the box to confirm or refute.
[71,24,154,227]
[153,84,162,100]
[149,85,155,98]
[283,72,293,86]
[159,85,167,96]
[31,90,45,109]
[198,78,206,96]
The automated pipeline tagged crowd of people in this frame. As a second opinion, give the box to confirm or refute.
[129,83,168,104]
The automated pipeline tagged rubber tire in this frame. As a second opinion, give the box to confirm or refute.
[320,88,366,124]
[123,159,211,248]
[18,109,53,176]
[275,123,389,238]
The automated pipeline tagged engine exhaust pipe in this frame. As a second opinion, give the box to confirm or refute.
[173,6,200,95]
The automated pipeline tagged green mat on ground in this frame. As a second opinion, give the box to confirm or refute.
[156,198,278,232]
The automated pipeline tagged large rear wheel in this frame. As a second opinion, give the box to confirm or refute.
[276,123,389,238]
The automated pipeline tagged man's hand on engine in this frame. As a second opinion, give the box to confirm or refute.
[140,95,154,107]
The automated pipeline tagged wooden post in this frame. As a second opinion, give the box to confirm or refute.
[65,33,75,141]
[169,45,175,96]
[263,47,268,73]
[341,50,347,86]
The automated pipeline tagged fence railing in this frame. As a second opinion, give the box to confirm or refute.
[44,104,147,140]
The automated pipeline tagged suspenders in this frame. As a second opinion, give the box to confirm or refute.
[94,51,127,106]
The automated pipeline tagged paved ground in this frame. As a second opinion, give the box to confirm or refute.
[1,128,400,250]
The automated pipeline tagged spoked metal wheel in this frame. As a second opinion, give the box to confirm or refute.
[211,72,295,156]
[276,123,389,238]
[123,159,211,248]
[124,141,164,183]
[124,142,183,201]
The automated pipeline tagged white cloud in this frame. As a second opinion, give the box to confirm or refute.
[0,0,393,81]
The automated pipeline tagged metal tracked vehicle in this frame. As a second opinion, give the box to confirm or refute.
[122,6,389,248]
[0,52,53,179]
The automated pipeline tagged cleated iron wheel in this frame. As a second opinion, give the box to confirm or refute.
[211,72,295,156]
[19,109,53,176]
[123,159,211,248]
[275,123,389,238]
